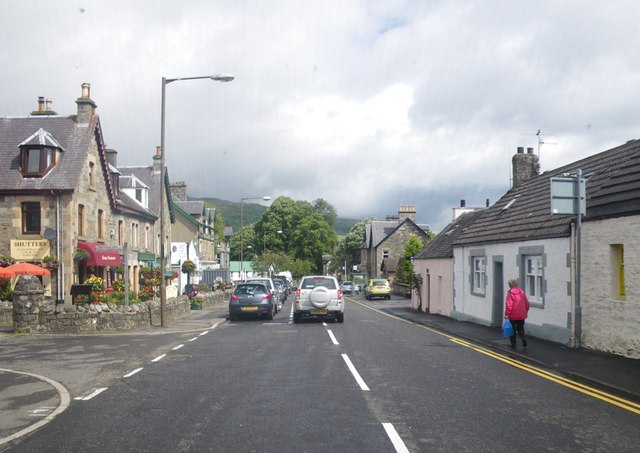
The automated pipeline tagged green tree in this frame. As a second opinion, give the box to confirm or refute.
[252,251,292,276]
[229,224,256,261]
[395,235,425,284]
[330,217,373,275]
[312,198,337,227]
[214,211,225,241]
[290,211,337,272]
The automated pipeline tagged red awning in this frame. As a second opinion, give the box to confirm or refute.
[77,242,122,267]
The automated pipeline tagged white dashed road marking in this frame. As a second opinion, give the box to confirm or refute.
[151,354,166,362]
[75,387,108,401]
[123,368,143,378]
[341,354,370,391]
[382,423,410,453]
[172,344,185,350]
[327,329,339,345]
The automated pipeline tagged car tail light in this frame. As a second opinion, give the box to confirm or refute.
[337,289,343,304]
[262,294,271,300]
[231,295,238,301]
[295,288,300,304]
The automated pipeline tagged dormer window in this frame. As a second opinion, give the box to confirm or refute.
[22,146,56,176]
[18,128,64,177]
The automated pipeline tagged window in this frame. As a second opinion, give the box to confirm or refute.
[22,147,55,176]
[135,188,143,203]
[144,225,150,250]
[97,209,104,239]
[131,223,138,248]
[383,250,389,258]
[472,256,486,295]
[78,204,85,236]
[612,244,625,299]
[525,255,543,302]
[118,220,124,246]
[89,162,96,188]
[21,202,41,234]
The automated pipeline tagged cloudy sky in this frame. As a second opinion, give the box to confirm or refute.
[3,1,640,231]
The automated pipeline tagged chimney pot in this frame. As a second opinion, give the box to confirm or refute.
[37,96,45,112]
[517,146,524,154]
[460,199,466,207]
[81,83,91,98]
[156,146,162,156]
[527,147,535,154]
[486,198,490,207]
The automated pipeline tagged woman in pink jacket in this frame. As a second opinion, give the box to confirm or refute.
[504,279,530,348]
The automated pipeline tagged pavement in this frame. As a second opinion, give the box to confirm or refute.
[2,296,639,446]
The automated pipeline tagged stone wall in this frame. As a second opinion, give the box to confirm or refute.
[7,275,228,334]
[0,301,11,328]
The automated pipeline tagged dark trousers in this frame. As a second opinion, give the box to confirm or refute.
[509,319,527,347]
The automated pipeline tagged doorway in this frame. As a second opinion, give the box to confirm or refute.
[492,260,504,327]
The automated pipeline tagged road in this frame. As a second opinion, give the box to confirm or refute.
[2,294,639,452]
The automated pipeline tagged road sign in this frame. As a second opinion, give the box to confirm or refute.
[550,176,586,215]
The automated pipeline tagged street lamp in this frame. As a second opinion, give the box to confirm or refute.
[239,196,271,281]
[263,229,283,253]
[159,73,234,327]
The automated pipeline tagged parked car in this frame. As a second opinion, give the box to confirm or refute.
[365,279,391,300]
[272,276,291,294]
[294,275,344,323]
[273,279,287,303]
[229,282,276,321]
[340,280,353,295]
[246,277,281,312]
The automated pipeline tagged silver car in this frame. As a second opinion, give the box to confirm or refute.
[294,275,344,323]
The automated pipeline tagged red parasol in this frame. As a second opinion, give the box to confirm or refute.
[6,262,51,276]
[0,267,16,278]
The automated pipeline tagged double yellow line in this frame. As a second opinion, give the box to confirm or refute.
[353,299,640,415]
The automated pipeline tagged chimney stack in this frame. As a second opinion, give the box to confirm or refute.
[75,82,97,124]
[512,146,540,189]
[153,146,162,173]
[106,149,118,167]
[31,96,57,116]
[170,181,188,202]
[397,205,416,222]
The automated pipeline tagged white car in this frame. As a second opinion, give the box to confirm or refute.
[294,275,344,323]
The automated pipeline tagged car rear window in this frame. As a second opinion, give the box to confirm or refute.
[301,277,337,290]
[235,284,267,295]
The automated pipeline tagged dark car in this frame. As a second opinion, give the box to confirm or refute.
[273,279,287,303]
[229,282,276,321]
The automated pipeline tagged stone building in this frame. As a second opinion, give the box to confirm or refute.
[0,84,171,303]
[359,205,430,281]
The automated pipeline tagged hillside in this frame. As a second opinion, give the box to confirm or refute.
[193,197,358,235]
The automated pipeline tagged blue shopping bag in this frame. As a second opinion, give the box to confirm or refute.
[502,319,514,337]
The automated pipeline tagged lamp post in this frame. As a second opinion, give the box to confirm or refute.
[239,196,271,281]
[263,229,283,253]
[159,73,234,327]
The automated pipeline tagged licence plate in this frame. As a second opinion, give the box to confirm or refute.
[310,309,328,315]
[241,306,258,312]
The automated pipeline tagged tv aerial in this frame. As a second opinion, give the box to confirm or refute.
[519,129,558,158]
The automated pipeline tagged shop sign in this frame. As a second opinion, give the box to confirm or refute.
[10,239,50,260]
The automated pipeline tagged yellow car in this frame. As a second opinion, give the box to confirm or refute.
[365,279,391,300]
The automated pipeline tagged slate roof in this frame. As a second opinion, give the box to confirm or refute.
[454,139,640,246]
[175,200,204,216]
[586,142,640,220]
[0,115,98,192]
[415,210,485,259]
[119,165,175,222]
[362,219,430,249]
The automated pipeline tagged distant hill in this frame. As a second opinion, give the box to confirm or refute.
[192,197,358,235]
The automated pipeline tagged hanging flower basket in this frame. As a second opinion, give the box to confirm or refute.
[74,249,90,262]
[42,256,59,271]
[181,260,196,274]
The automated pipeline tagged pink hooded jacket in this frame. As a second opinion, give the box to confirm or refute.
[504,287,530,320]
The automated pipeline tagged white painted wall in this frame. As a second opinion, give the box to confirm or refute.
[453,237,572,343]
[581,216,640,358]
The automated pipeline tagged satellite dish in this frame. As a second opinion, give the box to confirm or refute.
[44,228,57,241]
